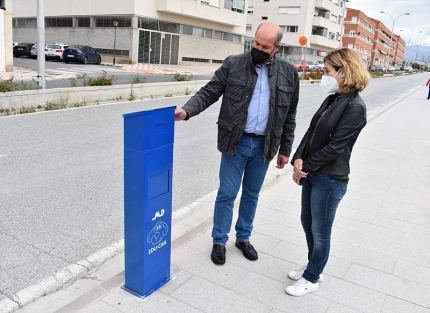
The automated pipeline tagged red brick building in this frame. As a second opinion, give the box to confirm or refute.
[343,8,406,68]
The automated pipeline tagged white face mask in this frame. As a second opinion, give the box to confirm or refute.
[320,68,341,94]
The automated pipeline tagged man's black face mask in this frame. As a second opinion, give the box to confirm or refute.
[251,47,274,65]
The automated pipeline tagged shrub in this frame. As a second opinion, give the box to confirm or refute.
[0,77,38,92]
[70,71,116,87]
[301,70,323,80]
[173,72,192,81]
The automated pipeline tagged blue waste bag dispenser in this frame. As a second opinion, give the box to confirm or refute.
[122,106,175,299]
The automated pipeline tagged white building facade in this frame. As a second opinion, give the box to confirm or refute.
[246,0,347,62]
[12,0,247,64]
[1,0,13,72]
[11,0,347,65]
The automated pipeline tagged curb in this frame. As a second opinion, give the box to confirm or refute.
[0,241,123,313]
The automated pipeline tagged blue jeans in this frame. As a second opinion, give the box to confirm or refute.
[212,135,270,245]
[300,171,347,283]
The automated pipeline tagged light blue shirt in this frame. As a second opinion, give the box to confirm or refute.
[244,62,270,135]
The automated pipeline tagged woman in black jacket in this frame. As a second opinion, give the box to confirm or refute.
[286,48,370,296]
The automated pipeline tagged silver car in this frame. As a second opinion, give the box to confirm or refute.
[30,43,47,59]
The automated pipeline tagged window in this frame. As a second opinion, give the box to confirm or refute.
[232,0,245,13]
[182,25,193,35]
[350,30,356,36]
[95,16,131,27]
[247,6,254,14]
[16,18,37,27]
[78,17,90,27]
[246,24,252,31]
[280,25,298,33]
[193,27,204,37]
[205,29,213,39]
[330,14,337,23]
[278,7,300,14]
[338,16,342,24]
[45,17,73,27]
[262,16,268,20]
[329,32,335,40]
[139,18,179,33]
[223,33,233,42]
[214,31,223,40]
[244,37,253,52]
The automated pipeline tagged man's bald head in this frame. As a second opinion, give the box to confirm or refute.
[255,22,283,46]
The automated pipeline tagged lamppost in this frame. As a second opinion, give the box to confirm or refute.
[113,20,118,65]
[415,43,426,66]
[380,11,410,66]
[339,0,350,48]
[400,30,421,66]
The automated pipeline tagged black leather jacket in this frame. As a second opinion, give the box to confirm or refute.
[182,51,299,161]
[291,92,366,177]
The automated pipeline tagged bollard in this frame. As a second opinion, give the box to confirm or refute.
[122,106,175,299]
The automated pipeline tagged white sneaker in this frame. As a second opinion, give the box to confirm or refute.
[285,278,318,296]
[287,266,323,282]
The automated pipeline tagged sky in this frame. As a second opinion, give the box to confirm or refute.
[346,0,430,47]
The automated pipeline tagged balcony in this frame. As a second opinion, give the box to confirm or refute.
[157,0,246,27]
[312,16,331,29]
[315,0,333,10]
[310,34,339,49]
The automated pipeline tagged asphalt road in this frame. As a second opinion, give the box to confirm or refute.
[12,57,213,88]
[0,72,427,300]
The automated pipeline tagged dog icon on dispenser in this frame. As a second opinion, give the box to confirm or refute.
[147,221,169,245]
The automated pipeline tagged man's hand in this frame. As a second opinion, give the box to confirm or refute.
[175,108,188,121]
[276,154,289,169]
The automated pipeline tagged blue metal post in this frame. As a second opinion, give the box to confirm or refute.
[122,106,175,298]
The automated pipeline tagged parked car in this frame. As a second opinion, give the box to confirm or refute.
[314,61,324,70]
[404,66,413,72]
[63,45,102,64]
[370,65,385,71]
[387,66,396,71]
[307,61,319,71]
[13,43,34,58]
[293,60,309,71]
[45,43,69,61]
[30,43,48,59]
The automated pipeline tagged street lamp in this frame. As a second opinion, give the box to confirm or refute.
[415,43,426,64]
[380,11,410,66]
[400,30,421,66]
[113,20,118,65]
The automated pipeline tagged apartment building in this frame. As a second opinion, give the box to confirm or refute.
[343,8,406,68]
[1,0,13,72]
[12,0,247,64]
[246,0,347,62]
[12,0,355,65]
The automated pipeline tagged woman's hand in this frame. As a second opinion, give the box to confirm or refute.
[292,159,307,185]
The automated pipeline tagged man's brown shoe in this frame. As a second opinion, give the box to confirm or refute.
[235,240,258,261]
[211,244,226,265]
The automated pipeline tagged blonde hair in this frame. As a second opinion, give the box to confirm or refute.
[324,48,370,93]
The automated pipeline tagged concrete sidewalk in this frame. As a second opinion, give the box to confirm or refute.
[9,85,430,313]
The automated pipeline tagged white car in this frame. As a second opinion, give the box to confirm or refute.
[314,61,324,70]
[387,66,396,71]
[45,43,69,61]
[30,43,47,59]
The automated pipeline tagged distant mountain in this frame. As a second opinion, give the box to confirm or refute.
[404,45,430,63]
